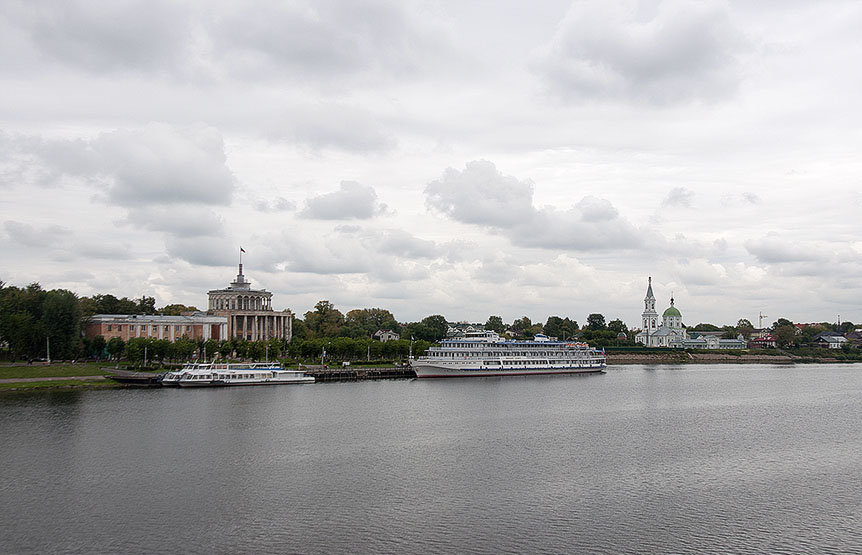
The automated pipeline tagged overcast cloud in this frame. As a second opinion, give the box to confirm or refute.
[2,1,862,327]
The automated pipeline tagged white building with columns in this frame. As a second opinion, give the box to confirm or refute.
[207,263,294,342]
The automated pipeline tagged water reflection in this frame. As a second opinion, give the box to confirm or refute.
[1,364,861,553]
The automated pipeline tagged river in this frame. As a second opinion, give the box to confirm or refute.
[1,363,860,553]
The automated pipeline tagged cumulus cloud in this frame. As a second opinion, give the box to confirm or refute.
[119,206,225,238]
[4,220,69,248]
[165,236,235,267]
[267,103,395,153]
[1,0,451,84]
[90,124,235,206]
[744,234,862,279]
[426,160,535,227]
[1,0,192,74]
[254,197,296,213]
[301,181,390,220]
[662,186,695,207]
[535,0,746,105]
[745,234,820,264]
[425,160,641,251]
[376,229,439,259]
[210,0,447,82]
[6,124,235,207]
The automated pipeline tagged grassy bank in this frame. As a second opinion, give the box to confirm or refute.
[0,362,112,380]
[0,379,121,392]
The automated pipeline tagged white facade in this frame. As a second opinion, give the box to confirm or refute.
[635,277,686,347]
[208,263,294,342]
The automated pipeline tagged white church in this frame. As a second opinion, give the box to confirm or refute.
[635,277,686,347]
[635,277,746,349]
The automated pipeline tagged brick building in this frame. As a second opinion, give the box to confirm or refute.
[85,313,227,342]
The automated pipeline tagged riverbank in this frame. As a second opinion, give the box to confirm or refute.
[0,362,120,392]
[606,351,845,365]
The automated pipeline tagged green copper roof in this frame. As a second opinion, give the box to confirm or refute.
[663,305,681,317]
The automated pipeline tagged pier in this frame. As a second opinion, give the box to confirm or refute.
[302,366,416,382]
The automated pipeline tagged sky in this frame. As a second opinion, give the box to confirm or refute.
[2,0,862,329]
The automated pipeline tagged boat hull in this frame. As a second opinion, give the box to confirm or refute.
[411,362,606,379]
[178,377,314,387]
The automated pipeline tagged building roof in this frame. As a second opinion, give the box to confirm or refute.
[663,305,681,317]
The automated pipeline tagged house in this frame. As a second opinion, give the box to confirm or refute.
[373,329,400,342]
[813,332,847,349]
[845,331,862,345]
[748,335,777,348]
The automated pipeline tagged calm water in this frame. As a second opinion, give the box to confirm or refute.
[1,364,861,554]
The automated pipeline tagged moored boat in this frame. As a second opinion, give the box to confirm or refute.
[169,362,314,387]
[410,330,606,378]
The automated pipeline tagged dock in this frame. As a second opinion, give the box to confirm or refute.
[302,366,416,382]
[104,368,163,387]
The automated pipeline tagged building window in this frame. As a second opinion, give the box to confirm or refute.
[107,325,112,331]
[117,325,122,331]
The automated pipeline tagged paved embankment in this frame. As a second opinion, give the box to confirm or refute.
[0,375,107,383]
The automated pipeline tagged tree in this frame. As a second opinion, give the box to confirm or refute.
[159,304,198,316]
[691,323,720,331]
[90,335,107,359]
[736,319,755,337]
[291,319,309,340]
[511,316,532,338]
[772,318,793,330]
[773,324,797,347]
[342,308,399,338]
[586,313,606,331]
[42,289,82,359]
[607,318,628,335]
[304,300,345,337]
[484,315,505,334]
[107,337,125,360]
[421,315,448,341]
[137,296,156,314]
[838,321,855,334]
[402,315,448,342]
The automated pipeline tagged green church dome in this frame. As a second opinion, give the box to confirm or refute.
[663,306,681,317]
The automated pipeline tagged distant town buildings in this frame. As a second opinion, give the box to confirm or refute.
[85,313,227,342]
[85,259,294,344]
[635,277,746,349]
[373,329,400,342]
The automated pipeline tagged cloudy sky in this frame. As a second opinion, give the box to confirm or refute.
[2,0,862,328]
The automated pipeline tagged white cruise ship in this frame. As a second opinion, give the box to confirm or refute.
[161,362,314,387]
[410,330,606,378]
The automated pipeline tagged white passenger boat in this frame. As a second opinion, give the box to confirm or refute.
[410,330,606,378]
[164,362,314,387]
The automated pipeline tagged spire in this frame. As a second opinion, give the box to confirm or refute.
[645,276,655,300]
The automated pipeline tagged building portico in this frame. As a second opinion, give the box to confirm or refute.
[207,263,293,342]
